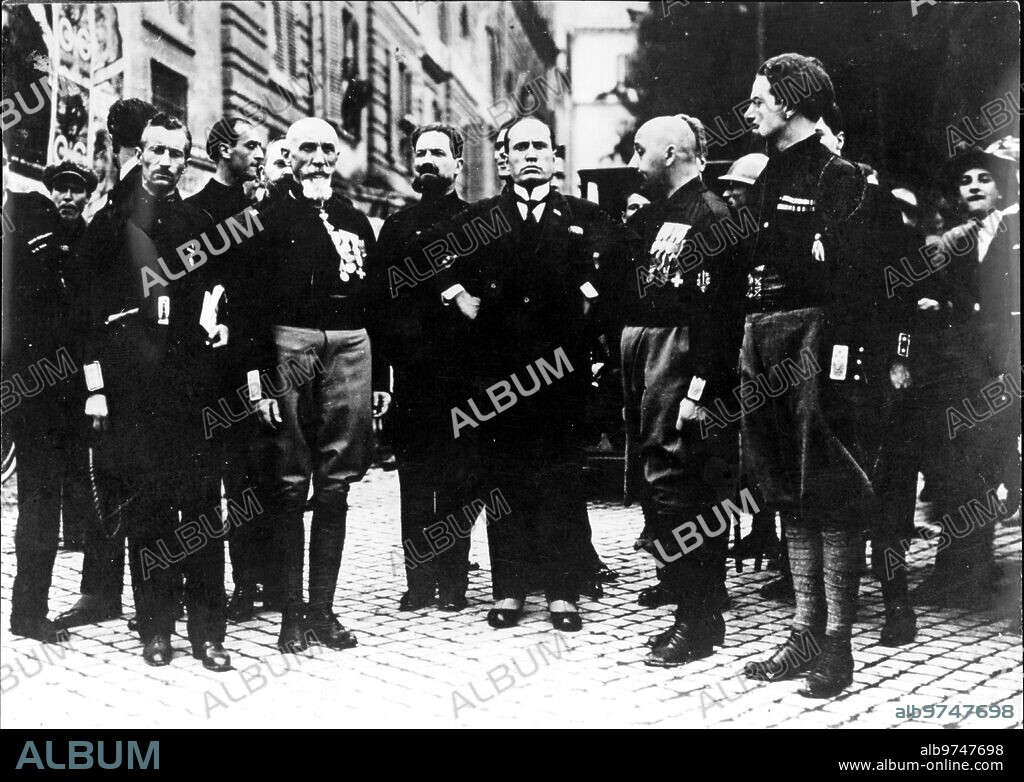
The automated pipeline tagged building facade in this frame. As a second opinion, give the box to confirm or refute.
[3,1,563,223]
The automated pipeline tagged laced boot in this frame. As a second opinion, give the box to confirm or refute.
[743,626,823,682]
[799,634,854,698]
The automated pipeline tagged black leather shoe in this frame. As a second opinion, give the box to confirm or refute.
[142,634,172,667]
[55,595,121,628]
[799,634,854,698]
[226,585,256,622]
[306,612,358,650]
[644,621,713,667]
[398,591,435,612]
[637,585,675,608]
[278,609,308,653]
[192,641,232,672]
[595,566,619,582]
[438,594,468,612]
[486,607,523,629]
[880,604,917,647]
[579,576,604,600]
[758,575,795,602]
[744,627,822,682]
[550,610,582,632]
[10,617,69,644]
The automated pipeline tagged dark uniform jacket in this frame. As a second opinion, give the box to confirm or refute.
[184,177,255,397]
[238,178,386,390]
[2,192,80,431]
[377,191,469,435]
[76,181,215,475]
[746,134,911,388]
[606,176,747,404]
[426,186,626,447]
[933,209,1020,379]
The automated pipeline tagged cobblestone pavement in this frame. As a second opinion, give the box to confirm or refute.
[2,468,1021,729]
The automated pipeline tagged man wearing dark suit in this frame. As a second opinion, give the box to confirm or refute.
[377,123,476,612]
[916,145,1019,609]
[433,117,626,631]
[58,98,158,629]
[186,116,273,621]
[2,158,81,643]
[78,113,231,671]
[243,118,391,653]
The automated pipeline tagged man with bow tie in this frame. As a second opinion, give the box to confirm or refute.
[241,118,390,652]
[429,116,627,631]
[605,114,746,668]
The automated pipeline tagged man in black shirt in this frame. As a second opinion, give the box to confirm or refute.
[59,99,157,629]
[738,55,909,697]
[610,114,745,665]
[3,158,82,643]
[378,123,476,612]
[244,118,391,652]
[186,117,271,621]
[79,114,231,671]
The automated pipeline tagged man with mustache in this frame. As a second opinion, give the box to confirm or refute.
[256,139,293,203]
[242,117,390,652]
[377,123,475,611]
[77,113,231,670]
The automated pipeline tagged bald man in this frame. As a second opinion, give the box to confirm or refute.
[608,114,746,666]
[242,117,390,652]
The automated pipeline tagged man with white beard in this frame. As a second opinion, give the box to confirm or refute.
[241,118,391,653]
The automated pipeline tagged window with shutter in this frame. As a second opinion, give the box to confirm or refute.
[273,4,285,71]
[272,2,302,80]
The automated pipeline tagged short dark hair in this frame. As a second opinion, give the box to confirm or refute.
[503,116,554,154]
[107,98,158,153]
[410,123,464,159]
[141,113,193,160]
[756,53,835,123]
[206,117,253,161]
[820,103,845,134]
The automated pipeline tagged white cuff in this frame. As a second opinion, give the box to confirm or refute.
[85,394,108,417]
[441,284,466,302]
[247,370,262,402]
[686,376,706,402]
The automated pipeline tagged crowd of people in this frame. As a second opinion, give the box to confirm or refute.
[2,52,1018,698]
